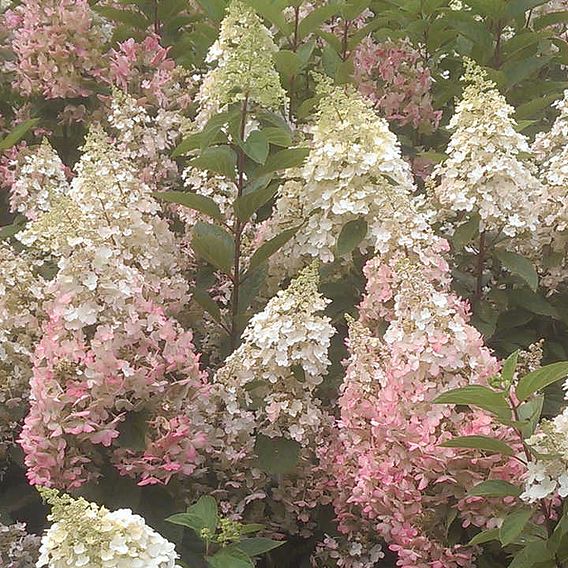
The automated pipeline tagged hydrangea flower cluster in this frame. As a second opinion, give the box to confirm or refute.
[354,37,441,132]
[270,77,436,276]
[531,89,568,290]
[0,243,44,463]
[321,258,524,567]
[429,61,545,238]
[18,128,208,489]
[0,521,41,567]
[37,488,179,568]
[2,0,106,99]
[195,0,287,125]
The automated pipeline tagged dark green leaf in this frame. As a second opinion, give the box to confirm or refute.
[468,480,522,498]
[192,222,234,274]
[165,512,205,533]
[242,130,269,164]
[499,509,533,546]
[196,0,228,21]
[509,289,558,318]
[187,146,237,179]
[298,3,341,38]
[153,191,223,221]
[192,288,223,323]
[236,538,285,556]
[116,410,149,451]
[247,226,299,272]
[93,6,149,28]
[468,528,499,545]
[243,0,290,34]
[433,386,511,420]
[502,350,519,384]
[239,523,265,535]
[263,127,292,147]
[234,180,277,221]
[274,50,303,79]
[517,395,544,438]
[440,435,514,456]
[254,435,300,474]
[495,250,538,291]
[256,147,309,176]
[207,549,254,568]
[516,362,568,401]
[508,541,552,568]
[187,496,218,533]
[452,216,480,250]
[336,219,368,257]
[0,119,40,150]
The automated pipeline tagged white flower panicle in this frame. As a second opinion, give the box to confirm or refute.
[196,0,287,125]
[37,488,179,568]
[429,60,544,238]
[269,76,434,275]
[531,89,568,290]
[210,262,335,456]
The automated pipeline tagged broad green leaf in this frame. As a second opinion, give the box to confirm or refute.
[535,10,568,30]
[509,289,558,318]
[153,191,222,221]
[517,395,544,438]
[516,361,568,401]
[440,435,514,456]
[192,288,223,323]
[468,480,522,498]
[501,350,519,384]
[187,146,237,179]
[196,0,228,21]
[504,55,553,88]
[254,435,300,474]
[172,112,233,157]
[468,528,499,545]
[0,222,24,239]
[495,250,538,291]
[192,222,234,274]
[116,410,149,451]
[336,219,368,257]
[256,147,309,175]
[242,130,269,164]
[236,538,285,556]
[239,265,267,312]
[508,541,552,568]
[247,226,299,272]
[274,50,303,79]
[239,523,265,535]
[452,216,480,250]
[207,549,254,568]
[243,0,290,34]
[506,0,548,19]
[234,180,277,221]
[93,6,149,28]
[263,127,292,147]
[165,512,205,533]
[433,386,511,420]
[499,509,533,546]
[298,3,341,38]
[187,496,218,534]
[0,118,40,151]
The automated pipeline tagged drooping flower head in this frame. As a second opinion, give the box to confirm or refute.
[0,521,41,568]
[196,0,287,124]
[37,488,179,568]
[429,59,544,238]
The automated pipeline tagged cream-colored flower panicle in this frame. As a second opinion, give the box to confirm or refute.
[531,89,568,290]
[429,60,544,238]
[210,262,335,458]
[269,76,432,276]
[195,0,287,124]
[37,488,179,568]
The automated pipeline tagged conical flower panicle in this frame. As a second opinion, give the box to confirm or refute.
[196,0,286,124]
[429,60,544,238]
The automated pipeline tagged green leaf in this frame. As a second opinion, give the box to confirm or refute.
[509,289,558,318]
[468,528,500,545]
[192,222,234,274]
[433,386,511,420]
[172,112,234,157]
[207,549,254,568]
[244,0,290,34]
[196,0,228,21]
[254,435,300,474]
[234,179,277,221]
[504,55,553,88]
[468,480,522,498]
[516,362,568,401]
[192,288,223,323]
[239,523,265,535]
[165,512,205,533]
[263,127,292,147]
[116,410,149,451]
[499,509,533,546]
[0,221,24,239]
[236,538,285,556]
[274,50,303,79]
[187,496,219,534]
[242,130,269,164]
[440,435,514,456]
[93,6,149,28]
[153,191,223,221]
[452,216,480,250]
[298,3,340,38]
[0,119,39,150]
[516,395,544,438]
[187,146,237,179]
[508,541,552,568]
[495,250,538,291]
[336,219,368,257]
[256,147,309,176]
[501,350,519,384]
[247,226,299,273]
